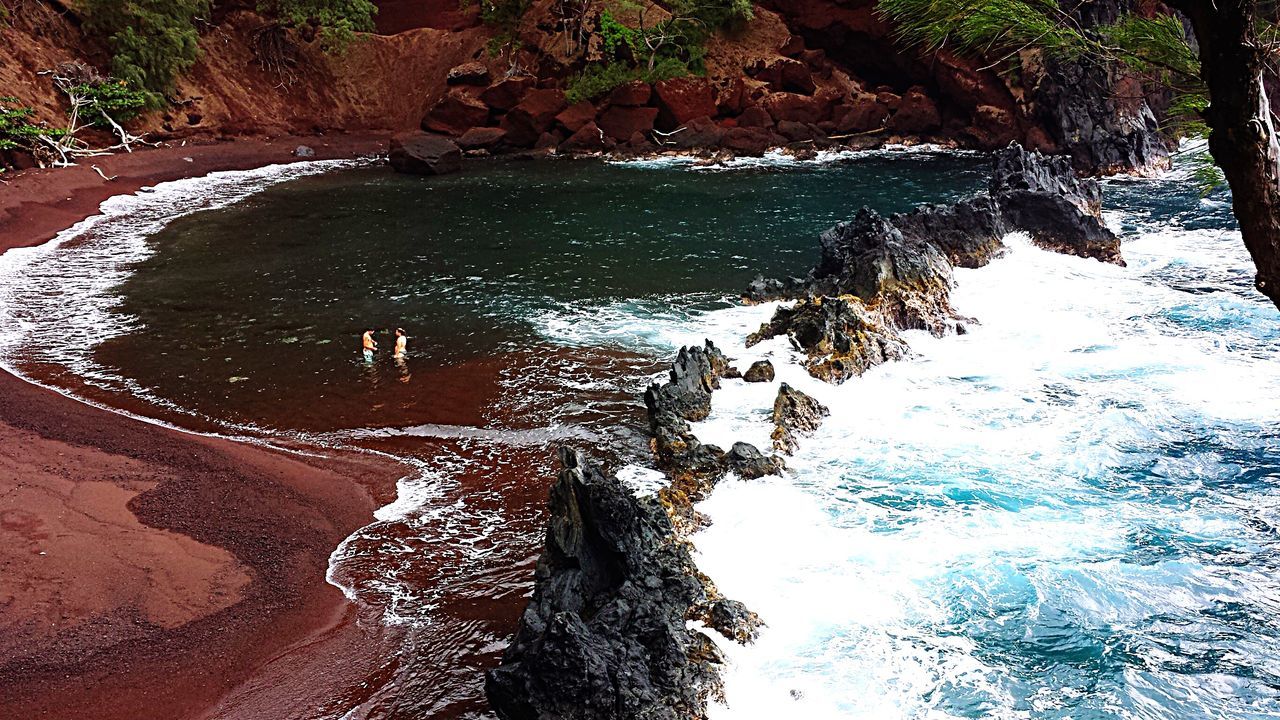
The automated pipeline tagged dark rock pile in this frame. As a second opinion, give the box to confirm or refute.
[743,143,1120,384]
[485,448,723,720]
[490,338,795,719]
[644,341,784,485]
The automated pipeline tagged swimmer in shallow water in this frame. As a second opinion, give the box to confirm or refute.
[362,328,377,361]
[393,328,410,383]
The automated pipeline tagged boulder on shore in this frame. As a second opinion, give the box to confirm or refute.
[388,133,462,175]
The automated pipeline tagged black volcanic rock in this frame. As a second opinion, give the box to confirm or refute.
[645,341,731,424]
[892,195,1008,269]
[812,208,957,334]
[1029,0,1170,175]
[705,598,764,644]
[742,360,775,383]
[990,142,1103,213]
[727,441,785,479]
[771,383,829,455]
[990,144,1123,264]
[486,448,723,720]
[644,341,787,482]
[748,297,909,384]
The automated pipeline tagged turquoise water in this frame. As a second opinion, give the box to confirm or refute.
[0,148,1276,719]
[679,166,1280,719]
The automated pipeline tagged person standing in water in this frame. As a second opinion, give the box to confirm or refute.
[362,328,377,361]
[393,328,410,383]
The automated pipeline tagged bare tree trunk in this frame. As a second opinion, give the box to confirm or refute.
[1176,0,1280,309]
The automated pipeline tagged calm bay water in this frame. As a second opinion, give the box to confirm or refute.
[1,147,1275,719]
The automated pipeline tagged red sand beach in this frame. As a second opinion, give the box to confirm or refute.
[0,135,424,719]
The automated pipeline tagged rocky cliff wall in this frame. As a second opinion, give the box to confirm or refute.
[1,0,1170,170]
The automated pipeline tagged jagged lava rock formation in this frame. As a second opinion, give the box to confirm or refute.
[746,143,1120,383]
[488,341,786,719]
[484,448,723,720]
[644,341,783,486]
[771,383,830,455]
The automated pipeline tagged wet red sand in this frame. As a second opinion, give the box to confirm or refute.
[0,136,419,719]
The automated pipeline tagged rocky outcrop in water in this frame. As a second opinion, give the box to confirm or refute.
[742,360,775,383]
[747,297,909,384]
[771,383,830,455]
[485,448,722,720]
[490,337,796,719]
[891,195,1008,269]
[743,143,1120,384]
[644,341,783,483]
[989,144,1124,264]
[811,207,959,335]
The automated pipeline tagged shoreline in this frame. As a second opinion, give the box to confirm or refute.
[0,133,413,720]
[0,133,388,254]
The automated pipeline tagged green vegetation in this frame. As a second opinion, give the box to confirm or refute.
[564,0,752,102]
[81,0,378,105]
[565,56,688,103]
[70,79,151,129]
[82,0,210,103]
[258,0,378,52]
[877,0,1210,175]
[599,8,641,56]
[477,0,532,28]
[0,97,65,154]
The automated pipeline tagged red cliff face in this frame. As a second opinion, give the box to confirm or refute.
[0,0,1167,169]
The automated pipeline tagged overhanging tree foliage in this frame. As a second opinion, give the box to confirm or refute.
[878,0,1280,311]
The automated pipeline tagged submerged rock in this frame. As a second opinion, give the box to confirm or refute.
[771,383,829,455]
[388,133,462,175]
[742,360,775,383]
[485,448,722,720]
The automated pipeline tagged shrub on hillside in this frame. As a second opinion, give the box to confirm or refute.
[82,0,210,103]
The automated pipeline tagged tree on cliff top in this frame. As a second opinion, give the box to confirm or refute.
[878,0,1280,311]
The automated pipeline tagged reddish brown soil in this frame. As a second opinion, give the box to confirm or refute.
[0,137,415,720]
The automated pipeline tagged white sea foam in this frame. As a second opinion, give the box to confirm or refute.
[610,144,979,172]
[684,228,1280,718]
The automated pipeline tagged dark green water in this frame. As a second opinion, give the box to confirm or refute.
[97,153,988,432]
